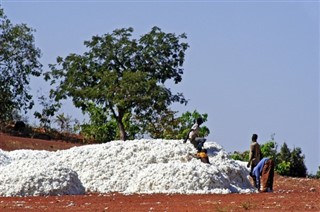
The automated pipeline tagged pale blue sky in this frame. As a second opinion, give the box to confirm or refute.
[1,1,319,173]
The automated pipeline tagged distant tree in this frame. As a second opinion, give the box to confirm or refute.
[45,27,189,140]
[54,113,75,133]
[275,142,291,176]
[34,95,60,130]
[316,166,320,179]
[55,113,68,132]
[0,8,42,123]
[290,147,307,177]
[278,142,291,162]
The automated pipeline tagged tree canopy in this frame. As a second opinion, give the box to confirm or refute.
[0,8,42,123]
[45,27,189,140]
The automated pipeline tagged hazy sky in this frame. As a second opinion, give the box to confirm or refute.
[1,0,319,173]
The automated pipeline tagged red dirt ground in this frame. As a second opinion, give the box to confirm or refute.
[0,133,319,211]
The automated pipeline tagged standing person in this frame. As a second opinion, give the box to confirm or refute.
[247,134,262,176]
[183,117,206,151]
[251,157,275,192]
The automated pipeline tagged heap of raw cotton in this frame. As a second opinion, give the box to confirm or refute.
[0,139,256,197]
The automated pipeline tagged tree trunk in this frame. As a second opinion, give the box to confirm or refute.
[117,107,127,141]
[118,120,127,141]
[109,105,127,141]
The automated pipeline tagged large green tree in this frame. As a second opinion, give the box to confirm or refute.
[45,27,189,140]
[0,8,42,123]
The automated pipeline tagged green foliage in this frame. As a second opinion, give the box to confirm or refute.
[277,142,291,162]
[230,150,249,161]
[275,161,291,176]
[274,142,291,175]
[54,113,77,133]
[45,26,189,140]
[34,95,60,130]
[260,141,277,161]
[289,147,307,177]
[141,109,179,139]
[316,166,320,179]
[145,110,210,139]
[177,110,209,139]
[80,103,117,143]
[119,112,141,140]
[0,8,42,123]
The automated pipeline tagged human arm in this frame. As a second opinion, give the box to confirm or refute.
[247,144,254,168]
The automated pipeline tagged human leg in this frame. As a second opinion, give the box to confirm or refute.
[267,160,275,191]
[195,138,206,151]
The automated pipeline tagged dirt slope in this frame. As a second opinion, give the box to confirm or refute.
[0,133,319,211]
[0,133,81,151]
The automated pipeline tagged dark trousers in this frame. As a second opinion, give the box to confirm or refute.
[191,138,206,151]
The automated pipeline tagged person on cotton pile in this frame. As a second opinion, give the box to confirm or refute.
[183,117,206,151]
[250,157,275,192]
[247,134,262,176]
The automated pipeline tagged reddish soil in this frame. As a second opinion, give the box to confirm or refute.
[0,133,319,211]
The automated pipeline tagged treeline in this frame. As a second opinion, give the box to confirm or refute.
[230,140,320,178]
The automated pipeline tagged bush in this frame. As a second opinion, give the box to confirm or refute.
[276,161,291,176]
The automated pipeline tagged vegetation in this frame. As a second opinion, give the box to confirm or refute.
[146,110,210,139]
[33,95,61,130]
[230,138,308,178]
[0,8,211,143]
[316,166,320,179]
[230,151,249,161]
[0,8,42,124]
[45,26,189,141]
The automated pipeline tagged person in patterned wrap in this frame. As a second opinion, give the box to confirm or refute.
[251,157,275,192]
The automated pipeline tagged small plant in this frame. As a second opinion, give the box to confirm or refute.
[241,200,254,210]
[215,206,229,212]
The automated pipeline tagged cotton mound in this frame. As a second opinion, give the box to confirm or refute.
[0,139,255,196]
[0,159,85,197]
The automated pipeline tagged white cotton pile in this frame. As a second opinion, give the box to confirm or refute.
[0,139,255,196]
